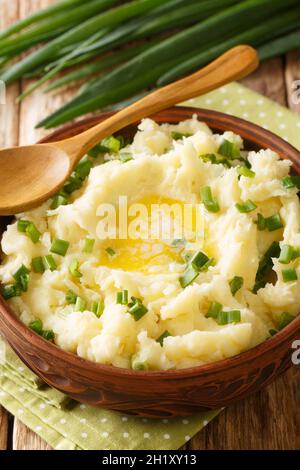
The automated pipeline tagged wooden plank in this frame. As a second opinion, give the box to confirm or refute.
[0,407,8,450]
[241,57,286,106]
[13,420,52,451]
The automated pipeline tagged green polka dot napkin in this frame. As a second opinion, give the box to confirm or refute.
[0,82,299,450]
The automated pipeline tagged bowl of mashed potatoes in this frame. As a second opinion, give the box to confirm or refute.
[0,107,299,417]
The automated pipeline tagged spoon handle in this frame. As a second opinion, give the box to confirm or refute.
[58,45,258,164]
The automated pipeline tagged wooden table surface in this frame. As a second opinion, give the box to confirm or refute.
[0,0,300,451]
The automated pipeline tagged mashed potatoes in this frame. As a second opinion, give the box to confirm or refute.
[0,116,299,370]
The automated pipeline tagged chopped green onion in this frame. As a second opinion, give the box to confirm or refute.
[179,266,199,288]
[13,265,30,292]
[63,175,83,194]
[88,144,106,158]
[255,213,266,231]
[131,357,147,371]
[91,300,104,318]
[74,296,86,312]
[29,319,43,335]
[75,158,92,179]
[25,222,41,243]
[191,251,209,271]
[229,276,244,296]
[269,328,278,336]
[265,213,283,232]
[105,247,116,257]
[156,330,171,346]
[82,237,95,253]
[171,131,192,140]
[171,238,186,248]
[237,166,255,178]
[235,200,257,213]
[66,289,77,304]
[50,194,69,210]
[13,264,30,282]
[116,290,128,305]
[17,219,30,233]
[50,238,69,257]
[282,268,298,282]
[200,186,220,213]
[277,312,294,330]
[69,259,82,278]
[200,153,217,164]
[281,175,300,189]
[0,284,21,300]
[42,255,57,272]
[206,301,222,319]
[128,297,148,321]
[218,139,240,159]
[254,241,280,290]
[42,330,55,341]
[217,310,241,325]
[119,153,133,163]
[279,245,295,264]
[100,136,121,153]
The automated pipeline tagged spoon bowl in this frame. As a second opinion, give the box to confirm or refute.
[0,144,70,214]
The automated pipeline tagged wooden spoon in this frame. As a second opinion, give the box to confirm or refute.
[0,45,258,215]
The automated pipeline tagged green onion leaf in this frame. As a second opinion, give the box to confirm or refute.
[13,264,30,282]
[119,153,133,163]
[229,276,244,296]
[25,222,41,243]
[66,289,77,305]
[50,194,69,210]
[235,200,257,213]
[265,213,283,232]
[277,312,294,330]
[100,136,121,153]
[42,330,55,341]
[218,139,240,159]
[0,284,21,300]
[281,175,300,189]
[200,186,220,213]
[63,175,83,194]
[279,245,295,264]
[171,131,192,140]
[179,266,199,288]
[254,241,280,291]
[50,238,69,257]
[237,166,255,178]
[269,328,278,336]
[29,319,43,335]
[75,158,92,179]
[191,251,209,271]
[128,297,148,321]
[116,290,128,305]
[131,357,147,371]
[42,255,57,271]
[91,300,104,318]
[217,310,241,325]
[156,330,171,346]
[206,301,223,319]
[82,237,95,253]
[74,296,86,312]
[105,247,116,257]
[255,213,266,231]
[282,267,298,282]
[17,219,30,233]
[69,259,82,278]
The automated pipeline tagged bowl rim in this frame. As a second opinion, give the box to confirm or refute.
[1,105,300,379]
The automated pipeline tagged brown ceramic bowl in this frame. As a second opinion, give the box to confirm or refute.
[0,107,300,418]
